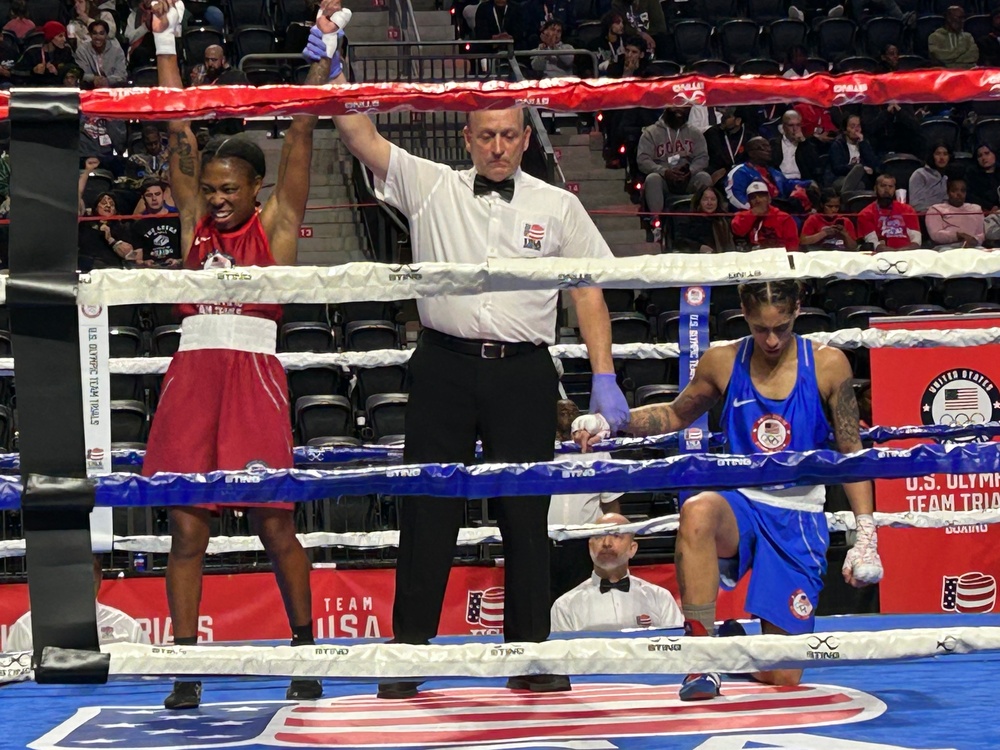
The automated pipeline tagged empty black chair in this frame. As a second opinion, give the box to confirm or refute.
[109,326,143,358]
[793,307,833,334]
[767,19,808,62]
[685,58,731,76]
[344,320,399,351]
[837,305,888,329]
[846,192,877,217]
[816,18,857,63]
[974,119,1000,153]
[646,59,683,76]
[939,277,990,308]
[619,357,679,392]
[0,403,13,451]
[152,325,182,357]
[336,301,396,325]
[896,303,948,315]
[227,0,269,27]
[234,25,277,59]
[716,309,750,339]
[571,20,603,49]
[107,305,142,328]
[880,278,931,311]
[306,435,362,448]
[642,287,682,316]
[748,0,786,23]
[957,301,1000,313]
[280,322,336,352]
[719,20,761,64]
[283,303,329,324]
[804,57,830,74]
[354,365,407,404]
[603,288,636,312]
[912,15,944,59]
[634,384,679,406]
[735,57,781,75]
[709,285,742,317]
[656,310,683,342]
[110,400,148,443]
[277,0,313,25]
[674,21,715,65]
[695,0,738,25]
[879,154,923,191]
[243,65,285,85]
[964,13,991,42]
[919,118,960,153]
[366,393,408,441]
[610,312,652,344]
[130,65,159,86]
[895,54,929,70]
[862,16,904,57]
[834,55,879,73]
[287,365,346,402]
[295,395,354,442]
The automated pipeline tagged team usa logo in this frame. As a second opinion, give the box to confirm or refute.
[684,286,706,307]
[751,414,792,452]
[466,586,504,634]
[522,223,546,251]
[790,589,814,620]
[920,368,1000,434]
[941,571,997,613]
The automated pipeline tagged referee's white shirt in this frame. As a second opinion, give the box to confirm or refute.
[548,451,623,526]
[550,572,684,632]
[4,603,151,651]
[376,144,614,345]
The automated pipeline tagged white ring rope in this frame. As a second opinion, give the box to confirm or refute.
[91,626,1000,679]
[0,327,987,377]
[44,248,1000,308]
[1,510,995,557]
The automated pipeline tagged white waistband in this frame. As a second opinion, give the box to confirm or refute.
[178,314,277,354]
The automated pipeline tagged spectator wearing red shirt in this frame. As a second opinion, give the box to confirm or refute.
[731,181,800,251]
[856,173,921,251]
[800,188,857,251]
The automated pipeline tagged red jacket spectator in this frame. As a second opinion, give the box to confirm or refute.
[731,182,800,252]
[856,201,921,250]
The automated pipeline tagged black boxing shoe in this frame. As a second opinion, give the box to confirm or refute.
[506,674,572,693]
[286,679,323,701]
[377,681,424,699]
[164,680,202,710]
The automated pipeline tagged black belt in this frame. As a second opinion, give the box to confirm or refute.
[421,328,544,359]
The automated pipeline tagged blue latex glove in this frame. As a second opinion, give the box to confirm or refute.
[303,25,343,78]
[588,373,630,434]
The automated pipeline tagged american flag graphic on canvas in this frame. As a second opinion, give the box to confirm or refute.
[944,388,979,410]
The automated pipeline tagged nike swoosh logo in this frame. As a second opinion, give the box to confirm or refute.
[732,398,756,407]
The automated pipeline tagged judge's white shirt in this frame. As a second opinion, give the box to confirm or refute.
[550,571,684,632]
[4,603,150,652]
[548,451,622,526]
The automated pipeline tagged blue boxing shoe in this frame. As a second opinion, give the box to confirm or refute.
[679,672,722,701]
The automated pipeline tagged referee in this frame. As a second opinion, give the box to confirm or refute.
[313,0,629,699]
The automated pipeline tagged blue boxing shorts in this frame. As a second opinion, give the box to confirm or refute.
[717,490,829,634]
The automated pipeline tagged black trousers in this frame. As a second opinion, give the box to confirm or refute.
[394,336,558,644]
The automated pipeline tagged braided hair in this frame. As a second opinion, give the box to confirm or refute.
[738,280,802,315]
[201,134,266,182]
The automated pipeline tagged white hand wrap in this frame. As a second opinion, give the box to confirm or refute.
[843,514,884,585]
[152,0,184,56]
[317,8,352,56]
[570,413,611,442]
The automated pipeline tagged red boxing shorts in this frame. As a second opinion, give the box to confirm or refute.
[143,314,295,512]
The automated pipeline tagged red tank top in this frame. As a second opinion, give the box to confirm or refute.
[178,212,282,322]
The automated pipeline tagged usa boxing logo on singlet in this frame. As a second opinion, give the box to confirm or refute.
[790,589,814,620]
[202,249,237,269]
[751,414,792,452]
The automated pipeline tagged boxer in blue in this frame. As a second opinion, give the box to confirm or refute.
[573,279,883,700]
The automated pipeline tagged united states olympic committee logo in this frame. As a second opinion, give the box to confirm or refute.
[920,368,1000,435]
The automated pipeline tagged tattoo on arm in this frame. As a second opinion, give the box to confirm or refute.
[832,378,862,452]
[304,58,331,85]
[627,405,674,436]
[170,132,195,178]
[627,389,717,436]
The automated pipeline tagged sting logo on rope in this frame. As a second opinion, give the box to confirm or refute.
[387,265,423,281]
[30,682,887,748]
[557,273,594,288]
[831,83,869,107]
[806,635,842,660]
[671,82,706,106]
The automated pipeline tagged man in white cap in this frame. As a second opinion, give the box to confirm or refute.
[730,181,800,251]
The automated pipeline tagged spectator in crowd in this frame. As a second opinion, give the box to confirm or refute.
[800,188,858,250]
[551,512,683,632]
[968,143,1000,212]
[770,109,821,184]
[928,6,978,69]
[672,186,735,253]
[74,20,127,87]
[3,0,34,40]
[848,0,913,24]
[861,101,924,160]
[523,0,576,47]
[589,11,624,74]
[62,64,83,87]
[731,181,800,251]
[128,123,170,182]
[725,136,816,213]
[638,107,712,219]
[134,175,176,215]
[925,177,985,248]
[877,42,900,72]
[68,0,119,47]
[17,21,75,86]
[704,106,749,186]
[605,34,645,77]
[612,0,669,61]
[78,189,137,271]
[80,114,127,169]
[977,8,1000,67]
[189,45,249,136]
[132,178,182,268]
[474,0,526,51]
[5,556,151,651]
[530,20,574,78]
[908,143,952,214]
[782,44,812,79]
[550,399,622,602]
[600,37,653,168]
[825,114,878,191]
[856,173,922,251]
[0,26,19,87]
[125,0,159,66]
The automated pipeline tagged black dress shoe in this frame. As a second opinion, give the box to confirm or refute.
[164,680,202,710]
[506,674,572,692]
[286,679,323,701]
[377,681,423,699]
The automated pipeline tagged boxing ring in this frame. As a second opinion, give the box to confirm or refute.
[3,71,1000,749]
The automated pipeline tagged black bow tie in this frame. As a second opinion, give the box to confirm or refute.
[473,174,515,202]
[599,577,630,594]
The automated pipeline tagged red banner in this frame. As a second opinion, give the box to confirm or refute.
[3,70,1000,121]
[871,314,1000,615]
[0,564,748,648]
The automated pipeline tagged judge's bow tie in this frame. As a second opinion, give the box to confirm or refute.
[599,577,630,593]
[473,175,515,202]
